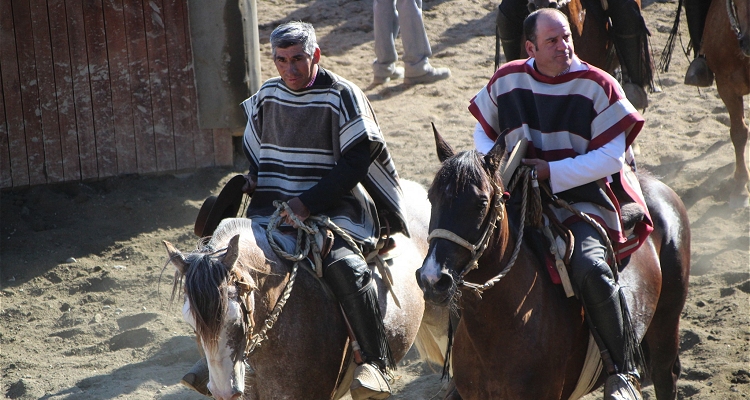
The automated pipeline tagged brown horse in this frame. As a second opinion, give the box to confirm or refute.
[704,0,750,207]
[164,180,447,400]
[415,130,691,399]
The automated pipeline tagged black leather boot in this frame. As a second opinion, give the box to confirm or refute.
[607,0,652,109]
[324,254,394,399]
[583,287,643,400]
[496,4,525,63]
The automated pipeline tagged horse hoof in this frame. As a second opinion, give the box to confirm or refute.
[623,83,648,110]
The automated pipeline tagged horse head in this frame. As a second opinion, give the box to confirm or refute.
[165,226,266,400]
[416,125,510,306]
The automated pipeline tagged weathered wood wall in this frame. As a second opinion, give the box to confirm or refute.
[0,0,233,189]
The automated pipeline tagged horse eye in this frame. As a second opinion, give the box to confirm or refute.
[478,198,489,211]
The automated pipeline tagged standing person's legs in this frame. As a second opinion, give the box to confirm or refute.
[396,0,431,74]
[398,0,451,83]
[373,0,404,83]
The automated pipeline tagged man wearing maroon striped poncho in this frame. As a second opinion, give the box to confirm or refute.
[469,9,652,400]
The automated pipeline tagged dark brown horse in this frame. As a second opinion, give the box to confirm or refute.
[164,180,447,400]
[415,130,691,399]
[704,0,750,207]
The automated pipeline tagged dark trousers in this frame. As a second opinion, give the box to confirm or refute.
[684,0,712,57]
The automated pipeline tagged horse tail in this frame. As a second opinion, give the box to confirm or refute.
[659,0,685,72]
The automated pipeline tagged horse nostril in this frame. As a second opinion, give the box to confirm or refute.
[435,273,454,294]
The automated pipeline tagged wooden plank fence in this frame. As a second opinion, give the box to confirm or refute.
[0,0,233,189]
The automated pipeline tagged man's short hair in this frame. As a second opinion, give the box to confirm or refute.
[523,8,569,46]
[270,21,319,57]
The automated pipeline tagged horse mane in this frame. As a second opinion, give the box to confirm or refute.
[428,150,493,205]
[175,218,268,352]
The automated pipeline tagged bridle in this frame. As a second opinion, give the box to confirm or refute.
[426,165,537,297]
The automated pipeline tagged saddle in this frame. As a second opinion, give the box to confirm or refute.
[526,199,646,298]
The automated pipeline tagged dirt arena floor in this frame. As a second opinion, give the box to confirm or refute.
[1,0,748,399]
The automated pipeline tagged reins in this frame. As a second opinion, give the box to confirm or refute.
[430,164,618,298]
[241,201,362,359]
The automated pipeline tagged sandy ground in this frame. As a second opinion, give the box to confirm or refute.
[1,0,748,399]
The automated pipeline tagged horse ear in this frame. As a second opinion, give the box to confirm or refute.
[484,134,508,176]
[163,240,189,275]
[432,122,455,162]
[222,234,241,270]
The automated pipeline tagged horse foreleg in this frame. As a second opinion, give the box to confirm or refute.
[719,87,750,208]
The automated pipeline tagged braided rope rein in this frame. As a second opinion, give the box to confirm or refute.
[243,201,364,357]
[431,165,618,298]
[455,167,532,297]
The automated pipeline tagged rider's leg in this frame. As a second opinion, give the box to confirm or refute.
[323,237,393,399]
[684,0,714,86]
[568,221,643,400]
[496,0,529,63]
[606,0,651,109]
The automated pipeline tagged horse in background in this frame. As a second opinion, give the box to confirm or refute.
[704,0,750,207]
[661,0,750,207]
[495,0,653,108]
[164,180,447,400]
[416,129,691,399]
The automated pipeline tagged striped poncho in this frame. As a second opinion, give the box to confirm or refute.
[241,68,408,249]
[469,57,653,259]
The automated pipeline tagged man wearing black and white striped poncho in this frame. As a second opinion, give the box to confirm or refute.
[240,21,409,400]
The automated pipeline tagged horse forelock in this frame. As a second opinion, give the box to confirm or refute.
[428,150,493,206]
[183,250,233,352]
[181,218,269,352]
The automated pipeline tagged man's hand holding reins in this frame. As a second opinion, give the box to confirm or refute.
[522,158,550,180]
[280,197,310,228]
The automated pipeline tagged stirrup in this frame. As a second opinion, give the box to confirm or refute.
[350,363,392,400]
[604,373,643,400]
[684,56,714,87]
[181,357,211,397]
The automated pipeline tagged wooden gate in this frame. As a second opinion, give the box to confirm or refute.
[0,0,232,189]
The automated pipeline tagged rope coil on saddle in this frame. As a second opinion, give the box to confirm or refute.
[244,201,363,357]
